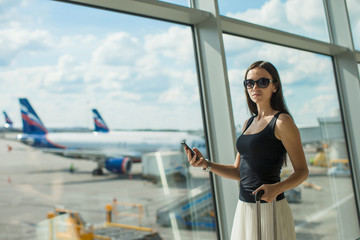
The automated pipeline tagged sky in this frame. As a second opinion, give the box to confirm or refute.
[0,0,359,132]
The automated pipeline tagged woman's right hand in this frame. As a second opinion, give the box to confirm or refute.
[184,147,207,169]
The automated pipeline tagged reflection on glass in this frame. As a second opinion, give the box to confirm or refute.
[219,0,329,42]
[223,35,359,239]
[346,0,360,50]
[0,1,215,239]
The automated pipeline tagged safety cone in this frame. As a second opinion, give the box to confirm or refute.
[7,177,11,183]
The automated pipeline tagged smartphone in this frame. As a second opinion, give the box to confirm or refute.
[181,142,199,160]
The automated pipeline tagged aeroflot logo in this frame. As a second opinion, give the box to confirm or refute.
[95,119,106,128]
[93,114,106,128]
[21,104,47,133]
[5,116,12,124]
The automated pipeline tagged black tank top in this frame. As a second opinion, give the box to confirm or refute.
[236,112,286,203]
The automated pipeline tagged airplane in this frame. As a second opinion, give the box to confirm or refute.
[16,98,206,175]
[3,111,14,128]
[91,108,208,157]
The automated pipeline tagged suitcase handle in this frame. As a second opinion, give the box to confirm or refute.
[255,190,265,202]
[255,189,277,240]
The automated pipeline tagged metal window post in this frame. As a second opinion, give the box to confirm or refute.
[191,0,238,239]
[324,0,360,238]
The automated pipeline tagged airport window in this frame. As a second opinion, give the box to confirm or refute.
[0,1,216,239]
[346,0,360,50]
[223,34,360,239]
[218,0,330,42]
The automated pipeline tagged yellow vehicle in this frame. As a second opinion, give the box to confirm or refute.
[44,206,161,240]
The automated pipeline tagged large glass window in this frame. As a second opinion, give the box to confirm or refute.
[219,0,330,42]
[0,1,216,239]
[346,0,360,50]
[223,35,359,239]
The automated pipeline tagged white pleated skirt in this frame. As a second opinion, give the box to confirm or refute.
[230,198,296,240]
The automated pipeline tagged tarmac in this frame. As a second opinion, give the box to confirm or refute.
[0,133,356,240]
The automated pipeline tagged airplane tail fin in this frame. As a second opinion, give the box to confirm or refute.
[3,111,13,127]
[92,109,109,133]
[19,98,48,135]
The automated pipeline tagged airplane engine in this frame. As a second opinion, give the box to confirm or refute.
[105,157,132,174]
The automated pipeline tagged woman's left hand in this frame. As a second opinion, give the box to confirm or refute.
[252,183,281,203]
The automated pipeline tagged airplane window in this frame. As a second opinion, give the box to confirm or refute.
[223,34,359,239]
[0,1,214,239]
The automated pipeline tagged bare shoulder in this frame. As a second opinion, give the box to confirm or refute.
[277,113,295,127]
[275,113,299,139]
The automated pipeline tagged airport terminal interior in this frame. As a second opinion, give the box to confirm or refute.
[1,0,360,239]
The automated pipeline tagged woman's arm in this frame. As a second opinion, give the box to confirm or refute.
[185,119,250,181]
[186,148,241,181]
[253,114,309,202]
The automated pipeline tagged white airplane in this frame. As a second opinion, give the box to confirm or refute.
[17,98,206,175]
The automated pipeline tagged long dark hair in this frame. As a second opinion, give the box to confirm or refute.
[244,60,291,117]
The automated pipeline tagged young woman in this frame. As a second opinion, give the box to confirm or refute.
[184,61,309,240]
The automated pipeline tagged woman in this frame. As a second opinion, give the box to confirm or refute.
[184,61,309,239]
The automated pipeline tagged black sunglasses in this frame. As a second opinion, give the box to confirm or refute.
[243,78,272,89]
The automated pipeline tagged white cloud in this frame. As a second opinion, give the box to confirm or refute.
[283,88,294,98]
[285,0,326,33]
[0,28,51,65]
[223,34,255,53]
[133,52,161,79]
[144,26,193,65]
[92,32,141,66]
[158,88,186,104]
[0,14,200,129]
[228,0,285,26]
[299,94,337,117]
[226,0,329,41]
[228,68,243,81]
[60,34,97,49]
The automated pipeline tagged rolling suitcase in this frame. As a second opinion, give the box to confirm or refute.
[255,190,277,240]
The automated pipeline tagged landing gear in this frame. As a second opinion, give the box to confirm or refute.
[92,168,104,175]
[92,159,105,175]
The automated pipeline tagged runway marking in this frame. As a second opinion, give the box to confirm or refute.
[295,193,354,231]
